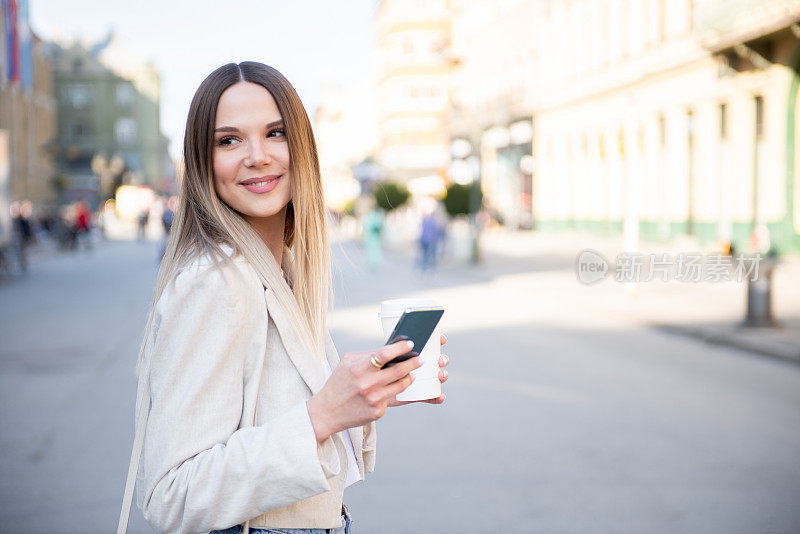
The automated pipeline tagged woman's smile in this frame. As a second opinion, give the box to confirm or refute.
[240,175,282,193]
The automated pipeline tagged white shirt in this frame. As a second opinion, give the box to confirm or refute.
[322,357,363,488]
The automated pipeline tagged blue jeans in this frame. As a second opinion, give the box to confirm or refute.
[210,504,353,534]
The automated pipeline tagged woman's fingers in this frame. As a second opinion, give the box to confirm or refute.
[440,333,447,346]
[372,339,414,368]
[383,372,416,399]
[438,354,449,383]
[377,355,422,386]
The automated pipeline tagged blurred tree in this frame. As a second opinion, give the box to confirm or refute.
[373,180,410,212]
[443,181,483,217]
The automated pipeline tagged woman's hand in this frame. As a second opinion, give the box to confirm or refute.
[387,333,449,407]
[306,340,422,443]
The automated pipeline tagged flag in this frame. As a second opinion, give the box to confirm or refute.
[2,0,19,85]
[0,0,7,83]
[17,0,30,90]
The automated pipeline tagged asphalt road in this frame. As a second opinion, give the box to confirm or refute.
[1,237,799,533]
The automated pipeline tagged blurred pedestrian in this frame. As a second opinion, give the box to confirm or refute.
[39,208,58,238]
[57,203,77,250]
[9,201,30,273]
[137,207,150,241]
[418,204,445,273]
[157,196,175,261]
[118,62,450,534]
[161,197,175,234]
[18,200,35,246]
[362,204,385,272]
[75,199,92,251]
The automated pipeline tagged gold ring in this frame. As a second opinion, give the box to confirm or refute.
[369,352,383,369]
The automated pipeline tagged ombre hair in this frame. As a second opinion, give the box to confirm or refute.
[136,62,330,376]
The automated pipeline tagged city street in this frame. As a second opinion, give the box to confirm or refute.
[1,234,799,533]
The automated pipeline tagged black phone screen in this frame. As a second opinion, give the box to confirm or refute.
[382,307,444,367]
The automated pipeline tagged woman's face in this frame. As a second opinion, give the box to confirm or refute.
[212,81,292,225]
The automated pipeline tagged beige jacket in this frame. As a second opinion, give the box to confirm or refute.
[134,249,376,534]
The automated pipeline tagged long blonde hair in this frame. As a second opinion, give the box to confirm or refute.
[136,62,330,376]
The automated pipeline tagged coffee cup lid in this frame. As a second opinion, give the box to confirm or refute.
[379,297,437,317]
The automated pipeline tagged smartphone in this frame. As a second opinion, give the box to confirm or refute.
[382,306,444,368]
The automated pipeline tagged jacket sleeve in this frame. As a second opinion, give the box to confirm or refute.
[136,259,337,534]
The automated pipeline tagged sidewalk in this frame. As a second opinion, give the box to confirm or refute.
[475,228,800,363]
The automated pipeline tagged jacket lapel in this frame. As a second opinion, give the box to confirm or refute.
[263,286,327,395]
[257,246,327,395]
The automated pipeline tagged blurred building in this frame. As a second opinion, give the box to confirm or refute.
[0,2,57,214]
[694,0,800,252]
[532,0,800,253]
[314,80,379,211]
[46,32,172,206]
[375,0,453,196]
[449,0,537,228]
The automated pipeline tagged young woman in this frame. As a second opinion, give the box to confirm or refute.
[117,62,450,534]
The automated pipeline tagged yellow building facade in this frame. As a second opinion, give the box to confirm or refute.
[375,0,453,192]
[0,35,56,208]
[532,0,800,252]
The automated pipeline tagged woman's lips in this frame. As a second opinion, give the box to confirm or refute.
[241,175,281,193]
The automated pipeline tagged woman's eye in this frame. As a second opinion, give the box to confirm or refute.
[217,136,239,147]
[268,128,286,138]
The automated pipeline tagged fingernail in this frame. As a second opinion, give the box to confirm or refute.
[442,370,448,379]
[406,340,414,348]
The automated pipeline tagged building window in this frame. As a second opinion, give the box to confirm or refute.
[755,95,764,140]
[65,121,91,140]
[115,118,138,146]
[116,83,135,107]
[62,84,93,108]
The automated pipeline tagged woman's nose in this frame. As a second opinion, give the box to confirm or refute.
[244,139,271,167]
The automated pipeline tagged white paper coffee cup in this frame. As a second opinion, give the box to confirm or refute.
[379,298,442,401]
